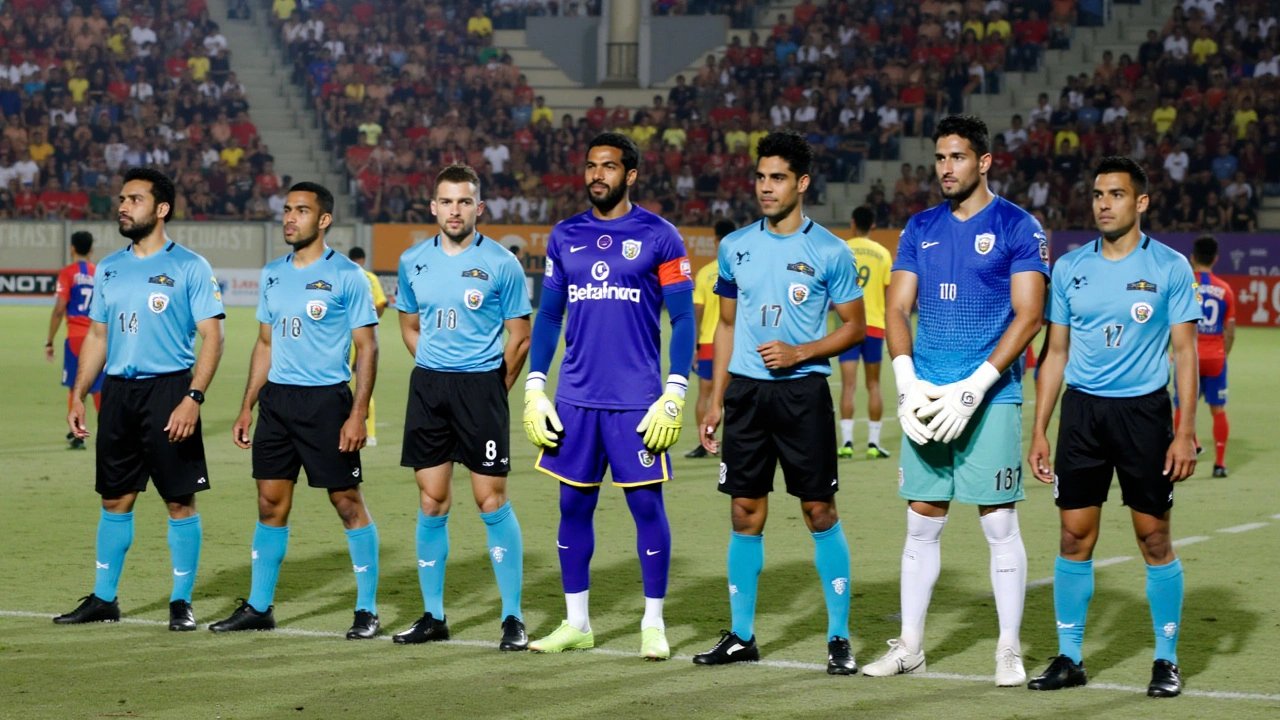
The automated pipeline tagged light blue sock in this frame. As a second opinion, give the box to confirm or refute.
[1054,556,1094,664]
[93,508,134,602]
[727,532,763,640]
[345,523,379,616]
[812,520,852,640]
[167,515,202,603]
[247,522,289,613]
[1147,559,1184,665]
[480,502,523,621]
[416,511,449,618]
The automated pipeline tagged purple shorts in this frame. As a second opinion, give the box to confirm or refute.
[535,402,672,487]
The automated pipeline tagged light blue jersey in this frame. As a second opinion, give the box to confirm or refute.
[715,217,862,381]
[893,196,1049,405]
[89,240,225,379]
[1050,235,1201,397]
[256,247,378,386]
[397,233,532,372]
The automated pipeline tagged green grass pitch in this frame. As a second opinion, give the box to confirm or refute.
[0,305,1277,719]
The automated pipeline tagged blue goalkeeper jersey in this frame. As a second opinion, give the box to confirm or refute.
[893,196,1049,405]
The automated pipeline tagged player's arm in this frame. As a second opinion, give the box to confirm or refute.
[45,294,68,362]
[691,301,704,371]
[522,287,567,448]
[1028,322,1070,483]
[341,324,378,452]
[501,315,532,392]
[885,268,934,445]
[1166,321,1199,482]
[1223,283,1236,356]
[398,311,420,356]
[166,315,224,443]
[67,319,108,439]
[233,322,273,448]
[637,287,695,452]
[701,291,735,454]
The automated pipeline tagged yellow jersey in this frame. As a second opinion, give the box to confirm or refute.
[845,236,891,331]
[693,260,720,344]
[364,270,387,310]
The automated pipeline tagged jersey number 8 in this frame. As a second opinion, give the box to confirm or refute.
[278,316,303,339]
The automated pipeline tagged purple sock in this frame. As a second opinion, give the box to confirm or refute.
[625,485,671,598]
[558,483,599,594]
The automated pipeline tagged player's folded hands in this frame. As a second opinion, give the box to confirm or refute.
[637,392,684,453]
[892,356,935,445]
[918,362,1002,444]
[523,388,563,449]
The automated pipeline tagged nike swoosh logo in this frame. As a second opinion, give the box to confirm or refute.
[173,569,191,576]
[922,242,940,249]
[570,246,586,252]
[557,543,569,549]
[645,549,661,556]
[726,643,745,655]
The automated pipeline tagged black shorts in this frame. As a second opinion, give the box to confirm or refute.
[719,374,839,501]
[253,382,362,488]
[1054,387,1176,516]
[96,371,210,500]
[401,367,511,476]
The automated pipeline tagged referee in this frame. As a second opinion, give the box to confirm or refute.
[58,167,226,631]
[1027,157,1200,697]
[210,182,382,639]
[694,131,866,674]
[392,165,532,650]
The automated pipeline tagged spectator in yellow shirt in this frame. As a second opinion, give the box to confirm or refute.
[724,122,747,154]
[188,49,210,82]
[747,127,769,160]
[29,130,54,162]
[1054,125,1080,151]
[963,13,985,41]
[221,139,245,167]
[67,68,89,103]
[664,122,689,151]
[467,7,493,37]
[1234,99,1258,140]
[629,115,658,150]
[272,0,297,21]
[531,96,553,126]
[986,11,1011,43]
[1151,97,1177,135]
[1191,27,1218,65]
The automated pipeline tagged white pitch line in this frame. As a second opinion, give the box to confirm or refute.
[1217,522,1269,534]
[5,611,1278,702]
[1172,536,1210,548]
[1272,514,1280,520]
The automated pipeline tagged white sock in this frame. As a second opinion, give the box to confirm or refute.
[566,590,591,633]
[901,508,947,653]
[840,419,854,445]
[641,596,665,631]
[980,508,1026,653]
[868,421,883,446]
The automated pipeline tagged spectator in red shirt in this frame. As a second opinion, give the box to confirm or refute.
[1012,9,1048,71]
[745,32,765,66]
[724,36,745,66]
[585,96,608,130]
[14,186,39,218]
[793,0,818,27]
[38,177,65,219]
[230,111,258,147]
[63,179,89,220]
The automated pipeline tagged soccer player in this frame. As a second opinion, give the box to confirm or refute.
[522,132,695,660]
[58,167,225,631]
[862,115,1048,686]
[209,182,382,639]
[46,231,106,449]
[1177,235,1234,477]
[1027,157,1199,697]
[694,131,866,674]
[392,165,532,650]
[836,206,893,460]
[348,246,388,446]
[685,219,736,459]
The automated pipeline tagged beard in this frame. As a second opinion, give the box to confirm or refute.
[118,213,158,242]
[286,227,320,250]
[440,219,475,244]
[588,180,627,214]
[940,173,981,203]
[761,194,799,224]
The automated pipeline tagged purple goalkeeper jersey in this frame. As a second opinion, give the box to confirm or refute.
[542,204,694,410]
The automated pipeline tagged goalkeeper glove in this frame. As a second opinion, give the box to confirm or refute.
[636,376,687,453]
[893,356,939,446]
[522,374,563,449]
[919,361,1002,444]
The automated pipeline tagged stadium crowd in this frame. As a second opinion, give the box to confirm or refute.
[0,0,290,222]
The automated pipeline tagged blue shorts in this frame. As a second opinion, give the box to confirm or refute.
[1200,361,1228,407]
[695,343,714,381]
[63,338,105,394]
[838,335,883,364]
[535,402,672,487]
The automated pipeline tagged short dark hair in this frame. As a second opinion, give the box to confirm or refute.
[288,181,335,217]
[1093,156,1149,195]
[435,164,482,193]
[70,231,93,256]
[756,130,813,178]
[588,132,639,173]
[852,206,875,233]
[932,114,990,157]
[122,166,175,221]
[1192,234,1219,266]
[713,219,736,239]
[348,246,366,261]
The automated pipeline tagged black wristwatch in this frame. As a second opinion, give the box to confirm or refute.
[186,389,205,405]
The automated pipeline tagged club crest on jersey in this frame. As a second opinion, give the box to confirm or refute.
[461,268,490,281]
[592,261,610,281]
[211,275,221,301]
[597,234,613,250]
[788,283,809,306]
[975,232,996,255]
[679,258,692,278]
[622,239,642,260]
[306,300,327,321]
[1036,232,1049,264]
[305,279,332,291]
[638,450,656,468]
[544,258,554,278]
[148,273,176,287]
[464,289,484,310]
[148,292,169,314]
[787,261,816,276]
[1127,279,1158,293]
[1130,301,1153,324]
